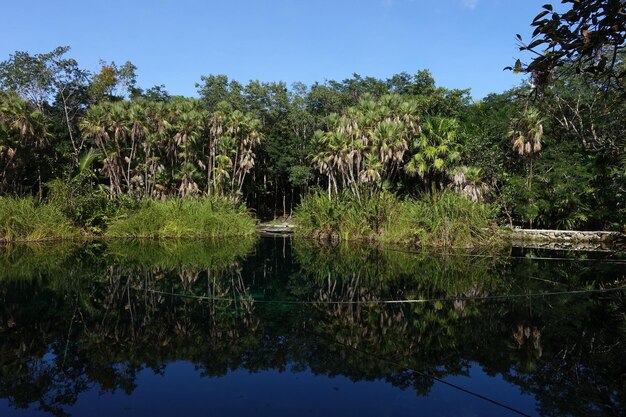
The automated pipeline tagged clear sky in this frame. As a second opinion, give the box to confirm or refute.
[0,0,553,100]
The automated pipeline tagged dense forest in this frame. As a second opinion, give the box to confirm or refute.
[0,0,624,240]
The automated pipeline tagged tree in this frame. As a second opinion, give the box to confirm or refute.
[405,116,461,189]
[88,61,138,102]
[0,46,68,112]
[0,46,90,160]
[508,107,545,227]
[196,74,244,112]
[511,0,626,90]
[509,2,626,229]
[0,91,51,194]
[312,94,420,198]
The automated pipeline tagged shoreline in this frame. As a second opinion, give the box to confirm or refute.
[1,225,624,252]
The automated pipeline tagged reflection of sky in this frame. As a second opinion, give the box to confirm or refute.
[0,361,539,416]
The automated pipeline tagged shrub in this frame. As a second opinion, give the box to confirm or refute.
[47,179,137,234]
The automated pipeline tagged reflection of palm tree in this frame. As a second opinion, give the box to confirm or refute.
[509,324,543,372]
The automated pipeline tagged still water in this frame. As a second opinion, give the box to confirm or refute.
[0,237,624,417]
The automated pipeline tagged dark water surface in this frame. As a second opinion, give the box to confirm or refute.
[0,237,624,417]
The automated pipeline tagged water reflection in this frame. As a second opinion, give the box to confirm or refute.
[0,238,624,416]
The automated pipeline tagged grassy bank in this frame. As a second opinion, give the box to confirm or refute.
[293,190,501,248]
[0,196,256,242]
[0,197,80,242]
[2,191,495,246]
[105,197,256,239]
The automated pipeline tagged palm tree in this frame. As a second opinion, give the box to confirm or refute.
[311,94,422,199]
[80,104,116,194]
[127,101,149,196]
[406,116,460,189]
[143,101,169,197]
[452,166,490,202]
[508,107,544,192]
[108,102,132,193]
[228,112,261,194]
[508,107,545,228]
[0,92,50,194]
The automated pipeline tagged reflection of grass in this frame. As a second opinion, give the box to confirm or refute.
[292,240,504,297]
[0,197,79,242]
[106,198,256,239]
[0,242,81,281]
[0,238,256,283]
[105,238,256,271]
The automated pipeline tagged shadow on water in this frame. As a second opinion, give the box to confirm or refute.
[0,237,624,416]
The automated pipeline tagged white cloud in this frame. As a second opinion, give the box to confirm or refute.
[462,0,479,9]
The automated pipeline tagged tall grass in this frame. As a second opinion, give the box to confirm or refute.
[294,190,399,241]
[294,190,500,248]
[0,197,79,242]
[383,191,499,247]
[105,197,256,239]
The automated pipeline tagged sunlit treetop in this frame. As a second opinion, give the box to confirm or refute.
[509,0,626,90]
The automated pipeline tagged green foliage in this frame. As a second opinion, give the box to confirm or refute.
[1,43,624,231]
[498,141,619,230]
[512,0,626,89]
[105,197,256,239]
[88,60,138,102]
[293,190,399,241]
[46,179,135,234]
[288,165,313,188]
[294,190,499,247]
[293,190,347,239]
[384,190,499,247]
[292,240,502,295]
[405,116,461,183]
[0,197,79,242]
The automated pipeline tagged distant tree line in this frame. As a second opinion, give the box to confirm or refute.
[1,0,625,229]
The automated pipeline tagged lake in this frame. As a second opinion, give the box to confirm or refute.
[0,237,624,417]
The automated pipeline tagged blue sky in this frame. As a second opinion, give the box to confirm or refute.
[0,0,553,99]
